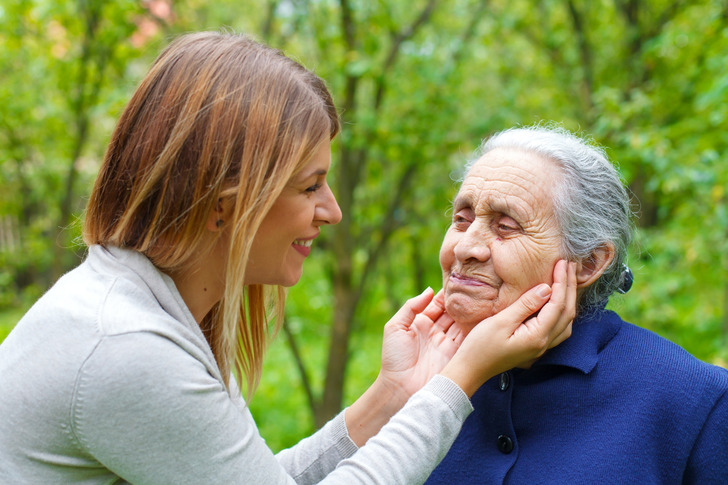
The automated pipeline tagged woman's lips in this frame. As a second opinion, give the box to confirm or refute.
[449,272,488,286]
[293,238,314,257]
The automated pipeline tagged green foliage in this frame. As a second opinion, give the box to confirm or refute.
[0,0,147,303]
[248,334,315,452]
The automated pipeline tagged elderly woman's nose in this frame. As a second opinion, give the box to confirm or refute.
[453,227,491,262]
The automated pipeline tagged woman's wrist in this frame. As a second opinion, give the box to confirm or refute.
[439,356,493,398]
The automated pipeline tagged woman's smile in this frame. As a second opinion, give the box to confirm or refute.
[292,236,317,257]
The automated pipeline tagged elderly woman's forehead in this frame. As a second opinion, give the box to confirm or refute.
[470,147,557,172]
[456,149,560,212]
[466,149,558,183]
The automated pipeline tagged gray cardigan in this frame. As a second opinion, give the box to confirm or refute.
[0,245,472,484]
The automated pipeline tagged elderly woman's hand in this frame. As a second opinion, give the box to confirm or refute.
[440,260,576,397]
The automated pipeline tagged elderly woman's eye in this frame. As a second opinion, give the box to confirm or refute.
[452,210,473,227]
[496,216,520,233]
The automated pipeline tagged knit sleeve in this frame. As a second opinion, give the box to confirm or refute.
[684,381,728,484]
[277,375,472,484]
[275,410,358,483]
[318,375,473,485]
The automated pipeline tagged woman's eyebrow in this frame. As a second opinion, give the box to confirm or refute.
[295,168,327,183]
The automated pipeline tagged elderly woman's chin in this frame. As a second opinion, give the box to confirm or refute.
[443,290,500,336]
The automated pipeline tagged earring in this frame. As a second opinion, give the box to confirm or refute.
[216,219,223,228]
[617,264,633,294]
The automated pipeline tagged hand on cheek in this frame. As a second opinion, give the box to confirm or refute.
[439,260,577,397]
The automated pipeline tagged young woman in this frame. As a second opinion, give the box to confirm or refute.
[0,32,575,484]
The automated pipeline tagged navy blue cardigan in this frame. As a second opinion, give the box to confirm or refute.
[426,309,728,484]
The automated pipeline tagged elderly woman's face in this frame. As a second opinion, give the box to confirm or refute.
[440,148,564,333]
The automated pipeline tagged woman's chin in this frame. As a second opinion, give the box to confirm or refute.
[444,293,496,335]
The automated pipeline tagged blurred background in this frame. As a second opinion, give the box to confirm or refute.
[1,0,726,451]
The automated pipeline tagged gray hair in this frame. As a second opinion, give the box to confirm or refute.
[466,124,635,312]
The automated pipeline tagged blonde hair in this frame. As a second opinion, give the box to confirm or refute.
[84,32,339,397]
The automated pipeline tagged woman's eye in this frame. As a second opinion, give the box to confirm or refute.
[305,183,322,193]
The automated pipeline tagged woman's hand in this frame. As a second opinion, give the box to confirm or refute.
[378,288,464,399]
[440,260,577,397]
[344,288,463,446]
[345,260,575,446]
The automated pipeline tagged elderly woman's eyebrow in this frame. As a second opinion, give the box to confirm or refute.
[452,193,473,210]
[454,189,530,223]
[481,198,530,224]
[488,199,517,215]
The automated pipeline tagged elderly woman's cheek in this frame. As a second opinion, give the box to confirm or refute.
[491,239,555,301]
[438,228,457,273]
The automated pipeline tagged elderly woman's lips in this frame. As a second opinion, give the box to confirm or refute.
[449,273,488,286]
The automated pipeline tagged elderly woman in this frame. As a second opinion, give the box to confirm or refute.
[425,125,728,484]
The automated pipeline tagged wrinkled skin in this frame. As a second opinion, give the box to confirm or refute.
[440,148,565,335]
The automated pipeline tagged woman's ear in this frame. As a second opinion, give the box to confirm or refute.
[576,243,615,288]
[206,197,233,232]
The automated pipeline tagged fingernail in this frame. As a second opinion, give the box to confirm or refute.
[420,286,432,296]
[536,284,551,298]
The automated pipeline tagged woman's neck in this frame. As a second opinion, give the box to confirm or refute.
[167,241,228,325]
[169,267,225,324]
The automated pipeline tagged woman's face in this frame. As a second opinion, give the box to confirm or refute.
[245,142,342,286]
[439,148,564,333]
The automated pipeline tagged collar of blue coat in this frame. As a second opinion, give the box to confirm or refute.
[529,308,623,374]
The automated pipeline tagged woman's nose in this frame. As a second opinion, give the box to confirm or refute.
[316,185,342,226]
[453,225,491,262]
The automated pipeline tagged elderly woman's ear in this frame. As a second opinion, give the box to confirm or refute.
[575,244,615,288]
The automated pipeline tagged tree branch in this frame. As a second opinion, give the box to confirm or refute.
[339,0,356,50]
[514,3,566,67]
[351,0,439,212]
[648,0,689,40]
[354,162,418,301]
[55,0,118,278]
[566,0,596,119]
[449,0,490,68]
[282,318,317,415]
[261,0,279,42]
[337,0,359,124]
[374,0,438,110]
